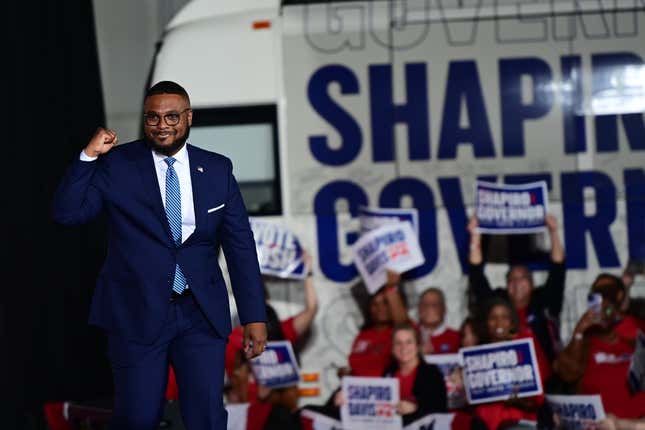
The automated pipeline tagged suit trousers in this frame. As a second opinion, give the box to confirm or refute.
[108,294,227,430]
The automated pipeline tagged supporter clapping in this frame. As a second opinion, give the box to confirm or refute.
[554,274,645,419]
[417,288,461,354]
[467,214,565,364]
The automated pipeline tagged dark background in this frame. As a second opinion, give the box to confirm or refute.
[6,1,111,428]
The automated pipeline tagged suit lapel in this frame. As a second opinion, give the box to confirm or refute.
[186,144,206,244]
[134,141,174,245]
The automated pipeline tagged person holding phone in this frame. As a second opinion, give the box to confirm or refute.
[554,274,645,419]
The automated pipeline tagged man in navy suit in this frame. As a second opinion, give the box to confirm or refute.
[53,81,267,429]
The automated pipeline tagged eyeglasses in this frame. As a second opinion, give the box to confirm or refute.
[143,109,191,126]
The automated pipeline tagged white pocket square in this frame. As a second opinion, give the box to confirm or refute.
[207,204,225,213]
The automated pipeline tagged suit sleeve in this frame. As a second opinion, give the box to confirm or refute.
[219,158,267,325]
[52,156,107,225]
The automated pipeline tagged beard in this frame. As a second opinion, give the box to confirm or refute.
[144,126,191,156]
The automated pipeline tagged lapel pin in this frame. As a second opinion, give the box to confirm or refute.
[197,166,204,173]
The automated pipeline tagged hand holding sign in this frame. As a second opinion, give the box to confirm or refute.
[475,181,549,234]
[352,222,425,294]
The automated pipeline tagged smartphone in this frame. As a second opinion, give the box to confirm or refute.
[587,293,603,314]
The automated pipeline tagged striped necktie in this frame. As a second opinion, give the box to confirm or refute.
[164,157,187,294]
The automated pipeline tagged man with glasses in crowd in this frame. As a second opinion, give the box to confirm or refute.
[53,81,267,430]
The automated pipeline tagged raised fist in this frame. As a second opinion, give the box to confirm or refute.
[83,127,117,157]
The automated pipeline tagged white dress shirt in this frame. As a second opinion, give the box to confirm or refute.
[80,144,196,242]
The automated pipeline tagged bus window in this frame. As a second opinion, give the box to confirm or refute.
[189,105,281,216]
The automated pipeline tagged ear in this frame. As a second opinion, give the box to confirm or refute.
[187,109,193,126]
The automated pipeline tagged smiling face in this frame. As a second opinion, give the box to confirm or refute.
[487,304,514,342]
[506,266,533,309]
[418,289,446,328]
[143,93,193,156]
[392,328,419,367]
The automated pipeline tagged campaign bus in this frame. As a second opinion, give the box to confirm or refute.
[151,0,645,403]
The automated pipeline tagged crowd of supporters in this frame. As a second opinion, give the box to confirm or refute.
[45,216,641,430]
[208,214,645,430]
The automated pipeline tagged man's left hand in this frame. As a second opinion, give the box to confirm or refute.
[243,322,268,359]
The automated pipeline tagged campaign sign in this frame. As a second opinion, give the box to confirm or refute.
[403,413,455,430]
[358,206,420,237]
[475,181,549,234]
[225,403,249,430]
[249,219,306,280]
[300,409,344,430]
[425,354,467,410]
[546,395,606,430]
[341,376,401,430]
[352,222,425,294]
[628,330,645,393]
[461,338,543,404]
[250,341,300,389]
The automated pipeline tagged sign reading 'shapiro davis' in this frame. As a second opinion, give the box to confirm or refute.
[352,222,425,294]
[341,376,401,430]
[461,338,543,405]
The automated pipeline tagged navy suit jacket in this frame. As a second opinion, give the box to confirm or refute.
[53,140,266,343]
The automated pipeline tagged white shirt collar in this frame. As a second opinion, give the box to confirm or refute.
[152,143,189,165]
[421,322,447,338]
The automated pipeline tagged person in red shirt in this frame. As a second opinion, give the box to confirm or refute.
[473,297,549,430]
[383,323,447,425]
[417,288,461,354]
[343,271,409,377]
[554,274,645,419]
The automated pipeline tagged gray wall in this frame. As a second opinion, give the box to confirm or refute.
[93,0,189,142]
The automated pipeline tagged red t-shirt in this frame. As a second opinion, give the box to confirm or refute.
[517,330,552,383]
[580,335,645,418]
[517,307,530,335]
[414,321,461,354]
[394,365,419,403]
[474,401,537,430]
[349,326,393,377]
[615,315,645,342]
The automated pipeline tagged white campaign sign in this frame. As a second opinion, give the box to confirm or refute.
[352,222,425,294]
[358,206,420,236]
[546,394,606,429]
[341,376,402,430]
[225,403,249,430]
